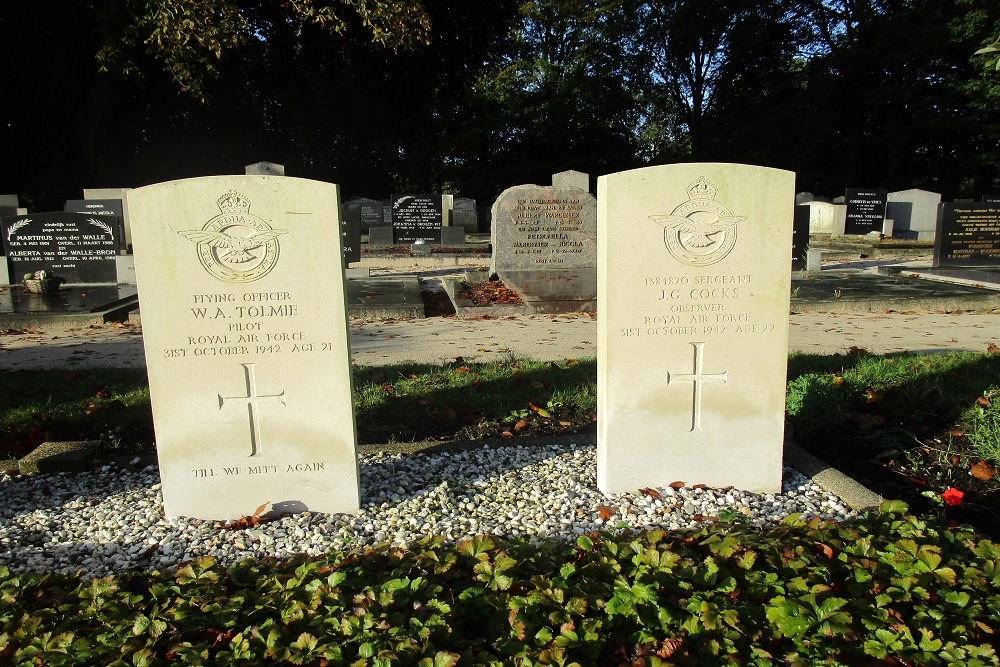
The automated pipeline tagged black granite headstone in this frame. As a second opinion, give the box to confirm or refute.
[792,204,810,271]
[390,194,442,244]
[64,200,126,251]
[844,188,888,235]
[341,209,361,265]
[2,212,121,283]
[984,195,1000,204]
[933,202,1000,267]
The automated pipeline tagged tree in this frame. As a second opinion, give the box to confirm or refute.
[96,0,432,101]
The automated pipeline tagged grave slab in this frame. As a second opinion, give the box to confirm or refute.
[345,276,425,319]
[128,176,359,520]
[598,163,794,494]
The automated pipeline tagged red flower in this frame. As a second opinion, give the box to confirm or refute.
[941,488,964,506]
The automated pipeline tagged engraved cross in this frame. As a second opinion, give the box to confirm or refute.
[666,342,728,432]
[218,363,286,457]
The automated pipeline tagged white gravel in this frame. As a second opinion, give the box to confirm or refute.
[0,442,856,579]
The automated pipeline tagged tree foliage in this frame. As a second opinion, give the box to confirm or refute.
[1,0,999,210]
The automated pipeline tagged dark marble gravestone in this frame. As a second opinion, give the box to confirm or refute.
[64,200,126,250]
[390,195,442,244]
[933,202,1000,267]
[844,188,888,235]
[2,212,121,283]
[792,205,810,270]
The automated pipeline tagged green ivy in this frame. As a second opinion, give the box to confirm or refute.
[0,503,998,665]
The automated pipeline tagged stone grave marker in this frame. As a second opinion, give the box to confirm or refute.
[804,200,835,234]
[2,212,121,283]
[0,194,18,218]
[127,176,359,520]
[391,195,442,244]
[552,170,589,192]
[452,197,478,232]
[597,163,794,494]
[490,183,597,311]
[84,188,132,249]
[984,195,1000,204]
[933,202,1000,267]
[245,161,285,176]
[844,188,888,235]
[887,189,941,240]
[792,205,810,270]
[64,200,127,250]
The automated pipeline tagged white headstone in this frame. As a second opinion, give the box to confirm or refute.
[887,188,941,240]
[128,176,359,520]
[802,201,835,234]
[597,163,794,494]
[552,170,589,192]
[441,194,454,226]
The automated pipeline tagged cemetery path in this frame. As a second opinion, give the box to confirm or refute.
[0,310,998,370]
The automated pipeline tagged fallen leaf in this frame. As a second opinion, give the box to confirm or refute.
[640,487,662,500]
[597,505,616,521]
[864,389,883,403]
[513,419,528,432]
[971,461,996,481]
[454,366,470,375]
[528,402,553,418]
[833,376,844,386]
[947,429,965,437]
[657,638,683,659]
[668,481,685,489]
[501,430,513,437]
[978,396,992,408]
[814,541,834,559]
[987,342,999,354]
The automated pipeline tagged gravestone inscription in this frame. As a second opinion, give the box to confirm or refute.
[933,202,1000,267]
[597,163,794,494]
[2,212,120,283]
[64,200,126,250]
[127,176,359,520]
[491,185,596,273]
[844,188,888,235]
[391,195,442,244]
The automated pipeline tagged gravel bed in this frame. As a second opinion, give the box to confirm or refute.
[0,442,857,579]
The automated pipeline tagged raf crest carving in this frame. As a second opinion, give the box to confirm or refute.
[650,177,745,267]
[178,191,287,283]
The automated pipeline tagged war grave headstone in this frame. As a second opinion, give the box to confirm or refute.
[843,188,888,235]
[792,205,810,270]
[933,202,1000,268]
[887,189,941,240]
[127,176,359,520]
[489,180,597,312]
[795,192,814,205]
[597,163,793,494]
[391,195,442,244]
